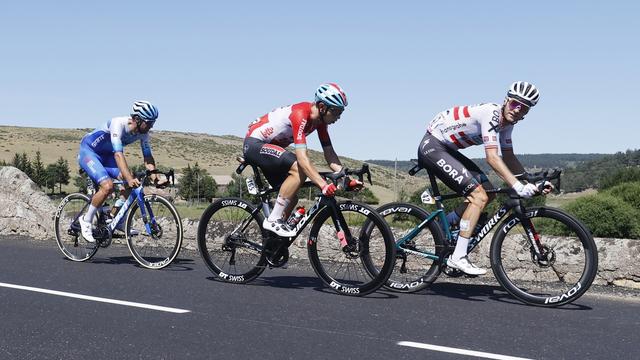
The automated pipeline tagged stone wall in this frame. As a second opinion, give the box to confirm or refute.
[0,167,56,240]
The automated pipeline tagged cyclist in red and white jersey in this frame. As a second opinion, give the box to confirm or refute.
[418,81,552,275]
[244,83,356,237]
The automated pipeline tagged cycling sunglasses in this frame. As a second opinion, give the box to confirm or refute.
[507,98,530,112]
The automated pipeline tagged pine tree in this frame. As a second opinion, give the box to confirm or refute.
[55,157,71,193]
[31,151,46,187]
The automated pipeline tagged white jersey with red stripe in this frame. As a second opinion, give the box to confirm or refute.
[246,102,331,149]
[426,103,513,151]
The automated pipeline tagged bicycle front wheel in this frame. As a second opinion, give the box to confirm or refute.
[197,198,267,283]
[491,206,598,306]
[54,193,99,262]
[125,194,183,269]
[308,201,396,296]
[377,202,445,293]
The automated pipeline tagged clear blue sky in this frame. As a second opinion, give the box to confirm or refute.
[1,1,637,160]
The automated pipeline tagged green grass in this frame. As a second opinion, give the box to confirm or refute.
[174,203,210,220]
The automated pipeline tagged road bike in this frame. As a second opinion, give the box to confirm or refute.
[54,169,183,269]
[376,163,598,306]
[197,159,396,296]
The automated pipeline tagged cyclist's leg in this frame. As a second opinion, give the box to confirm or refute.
[78,148,115,241]
[449,151,495,226]
[243,138,298,236]
[418,134,487,274]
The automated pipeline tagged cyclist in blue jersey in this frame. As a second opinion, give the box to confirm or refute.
[77,101,164,243]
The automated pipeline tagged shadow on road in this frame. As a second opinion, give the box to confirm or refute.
[416,282,593,310]
[70,256,196,271]
[204,275,399,299]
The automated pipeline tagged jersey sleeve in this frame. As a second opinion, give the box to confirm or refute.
[289,105,309,150]
[109,119,125,153]
[317,123,332,147]
[140,133,153,158]
[479,104,501,151]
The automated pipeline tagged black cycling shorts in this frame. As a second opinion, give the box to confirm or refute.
[417,132,488,196]
[243,137,297,188]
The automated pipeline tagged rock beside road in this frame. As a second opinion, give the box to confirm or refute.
[0,167,56,240]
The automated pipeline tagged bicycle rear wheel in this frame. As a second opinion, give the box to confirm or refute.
[126,194,183,269]
[197,198,267,283]
[54,193,99,262]
[491,206,598,306]
[376,202,445,293]
[307,201,396,296]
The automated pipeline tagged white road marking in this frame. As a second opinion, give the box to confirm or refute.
[398,341,533,360]
[0,282,190,314]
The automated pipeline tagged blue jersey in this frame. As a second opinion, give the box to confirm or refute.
[81,116,152,157]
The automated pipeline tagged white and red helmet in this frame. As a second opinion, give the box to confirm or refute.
[315,83,348,108]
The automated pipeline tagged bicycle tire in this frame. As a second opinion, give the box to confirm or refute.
[490,206,598,307]
[197,198,267,283]
[54,193,99,262]
[307,201,396,296]
[125,194,183,269]
[376,202,445,293]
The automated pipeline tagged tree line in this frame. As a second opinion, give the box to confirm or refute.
[0,151,70,194]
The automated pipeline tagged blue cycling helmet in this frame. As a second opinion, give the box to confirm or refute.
[315,83,348,108]
[131,100,159,121]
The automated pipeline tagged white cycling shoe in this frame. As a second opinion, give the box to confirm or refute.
[447,256,487,276]
[263,218,296,238]
[79,217,96,243]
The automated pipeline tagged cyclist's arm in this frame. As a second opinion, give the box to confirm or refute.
[501,147,526,177]
[114,152,135,183]
[295,147,328,188]
[110,119,135,183]
[317,125,342,172]
[485,147,519,187]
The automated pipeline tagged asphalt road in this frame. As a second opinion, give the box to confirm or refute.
[0,236,638,360]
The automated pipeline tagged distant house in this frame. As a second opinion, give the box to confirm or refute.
[212,175,233,194]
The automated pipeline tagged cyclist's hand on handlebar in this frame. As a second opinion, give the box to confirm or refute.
[512,181,538,198]
[322,183,337,197]
[128,178,141,188]
[539,180,554,195]
[347,178,364,191]
[155,177,169,188]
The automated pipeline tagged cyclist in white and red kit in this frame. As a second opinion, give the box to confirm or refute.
[244,83,359,237]
[418,81,552,275]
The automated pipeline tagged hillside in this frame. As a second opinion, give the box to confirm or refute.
[0,125,423,203]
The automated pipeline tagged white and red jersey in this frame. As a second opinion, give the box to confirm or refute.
[427,103,513,151]
[246,102,332,149]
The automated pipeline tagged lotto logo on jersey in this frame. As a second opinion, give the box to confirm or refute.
[260,144,285,158]
[260,127,274,139]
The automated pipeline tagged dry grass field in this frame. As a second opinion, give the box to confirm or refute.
[0,125,423,202]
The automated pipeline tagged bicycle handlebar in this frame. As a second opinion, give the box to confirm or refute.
[134,169,175,188]
[320,164,372,190]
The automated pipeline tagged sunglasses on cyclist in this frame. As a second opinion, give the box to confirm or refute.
[328,106,344,116]
[507,99,530,112]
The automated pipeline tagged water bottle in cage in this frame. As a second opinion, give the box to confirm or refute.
[287,207,306,227]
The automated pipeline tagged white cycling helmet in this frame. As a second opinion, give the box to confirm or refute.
[315,83,348,108]
[507,81,540,107]
[131,100,159,121]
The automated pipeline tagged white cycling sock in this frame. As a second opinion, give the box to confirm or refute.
[268,195,290,222]
[83,204,98,223]
[452,235,469,261]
